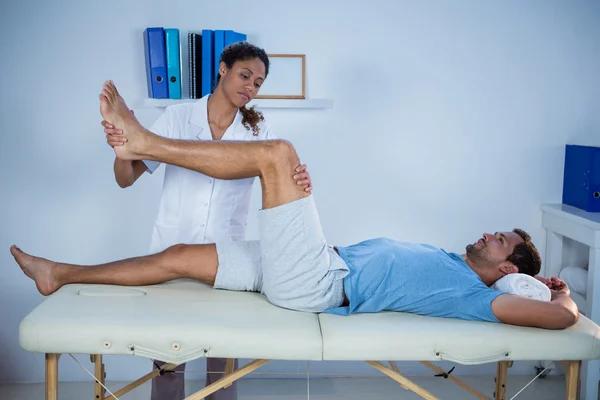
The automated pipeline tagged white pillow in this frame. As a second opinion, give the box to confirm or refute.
[491,273,551,301]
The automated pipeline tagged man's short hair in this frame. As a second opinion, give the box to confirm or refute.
[507,228,541,276]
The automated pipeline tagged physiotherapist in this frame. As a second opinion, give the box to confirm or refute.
[101,42,312,400]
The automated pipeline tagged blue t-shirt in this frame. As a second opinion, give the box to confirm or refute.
[324,238,503,322]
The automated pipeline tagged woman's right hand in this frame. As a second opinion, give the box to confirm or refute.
[102,109,135,147]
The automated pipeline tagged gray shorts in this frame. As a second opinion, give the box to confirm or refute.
[213,195,349,312]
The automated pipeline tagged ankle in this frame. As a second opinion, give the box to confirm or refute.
[54,263,72,286]
[142,132,165,161]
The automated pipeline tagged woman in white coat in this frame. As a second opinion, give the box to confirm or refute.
[101,42,312,400]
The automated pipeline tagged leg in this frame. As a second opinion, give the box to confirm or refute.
[10,242,218,296]
[494,361,507,400]
[46,353,59,400]
[206,358,238,400]
[99,81,306,209]
[561,360,580,400]
[151,361,186,400]
[92,354,105,400]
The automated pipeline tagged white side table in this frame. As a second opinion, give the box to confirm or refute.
[541,203,600,400]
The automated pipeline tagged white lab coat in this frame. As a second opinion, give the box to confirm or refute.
[143,95,276,254]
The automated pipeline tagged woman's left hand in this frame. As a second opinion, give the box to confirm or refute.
[293,164,313,193]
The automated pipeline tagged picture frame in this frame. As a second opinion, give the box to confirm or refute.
[255,54,306,99]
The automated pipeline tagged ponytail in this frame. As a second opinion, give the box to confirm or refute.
[239,105,265,136]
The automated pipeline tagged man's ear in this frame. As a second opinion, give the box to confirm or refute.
[499,262,519,275]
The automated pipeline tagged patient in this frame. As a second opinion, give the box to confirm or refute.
[10,81,579,330]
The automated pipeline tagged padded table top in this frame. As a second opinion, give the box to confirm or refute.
[319,311,600,363]
[19,281,323,363]
[20,281,600,365]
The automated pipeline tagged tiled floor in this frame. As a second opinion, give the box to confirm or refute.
[0,374,569,399]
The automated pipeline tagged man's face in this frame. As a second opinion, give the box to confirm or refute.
[465,231,524,267]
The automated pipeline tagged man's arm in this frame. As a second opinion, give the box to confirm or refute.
[491,285,579,330]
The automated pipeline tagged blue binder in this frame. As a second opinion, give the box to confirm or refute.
[213,30,225,87]
[143,27,168,98]
[165,28,181,99]
[224,30,246,46]
[201,30,214,96]
[563,145,600,212]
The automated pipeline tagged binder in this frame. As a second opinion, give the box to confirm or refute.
[194,33,202,97]
[224,30,246,46]
[188,33,202,98]
[213,30,225,87]
[201,30,214,96]
[188,32,193,98]
[143,27,168,98]
[213,30,246,89]
[237,32,247,42]
[563,145,600,212]
[165,28,182,99]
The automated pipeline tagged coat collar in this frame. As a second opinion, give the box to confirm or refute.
[188,95,245,140]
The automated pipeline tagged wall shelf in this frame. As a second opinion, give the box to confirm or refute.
[143,98,333,109]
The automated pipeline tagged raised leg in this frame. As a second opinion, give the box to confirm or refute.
[46,353,59,400]
[99,81,307,210]
[10,242,219,296]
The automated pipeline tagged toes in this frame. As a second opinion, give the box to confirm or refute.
[112,81,120,97]
[107,80,117,97]
[102,81,113,100]
[102,87,112,101]
[9,245,24,260]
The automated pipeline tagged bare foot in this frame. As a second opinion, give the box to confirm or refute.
[99,80,155,160]
[10,245,61,296]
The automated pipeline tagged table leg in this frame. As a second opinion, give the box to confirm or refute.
[46,354,59,400]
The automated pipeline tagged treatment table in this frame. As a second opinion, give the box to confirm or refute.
[19,280,600,400]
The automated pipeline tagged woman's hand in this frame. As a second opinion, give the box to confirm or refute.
[102,109,135,147]
[293,164,313,193]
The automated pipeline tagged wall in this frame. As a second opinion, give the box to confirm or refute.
[1,0,599,383]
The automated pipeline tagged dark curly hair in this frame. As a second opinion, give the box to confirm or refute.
[506,228,542,276]
[215,41,270,136]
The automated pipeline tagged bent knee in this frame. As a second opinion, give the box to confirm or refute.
[264,139,299,168]
[162,243,190,256]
